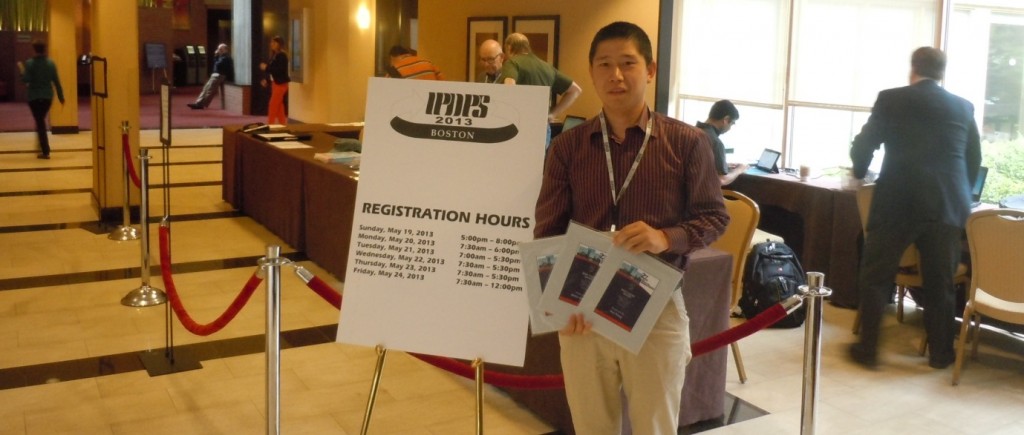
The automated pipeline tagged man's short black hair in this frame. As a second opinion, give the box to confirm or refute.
[911,47,946,80]
[588,21,653,66]
[389,45,413,57]
[708,100,739,121]
[32,39,46,55]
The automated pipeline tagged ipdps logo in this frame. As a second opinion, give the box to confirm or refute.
[390,92,519,143]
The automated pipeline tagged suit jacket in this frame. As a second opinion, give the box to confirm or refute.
[850,79,981,230]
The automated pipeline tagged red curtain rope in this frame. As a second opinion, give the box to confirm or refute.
[158,225,263,336]
[301,272,793,390]
[122,132,142,188]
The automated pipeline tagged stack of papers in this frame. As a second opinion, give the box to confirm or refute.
[313,151,361,164]
[518,222,684,354]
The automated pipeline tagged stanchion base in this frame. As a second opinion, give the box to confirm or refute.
[121,285,167,307]
[138,348,202,377]
[108,225,140,241]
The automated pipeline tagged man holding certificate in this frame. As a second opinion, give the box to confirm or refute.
[533,21,728,434]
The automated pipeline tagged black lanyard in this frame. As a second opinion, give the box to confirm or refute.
[599,109,653,231]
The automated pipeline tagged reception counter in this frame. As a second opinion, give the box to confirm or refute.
[222,124,361,279]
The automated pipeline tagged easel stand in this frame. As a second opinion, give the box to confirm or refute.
[360,345,388,435]
[125,149,201,376]
[473,358,485,434]
[359,346,487,435]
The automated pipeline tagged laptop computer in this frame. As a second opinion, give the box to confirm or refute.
[971,166,988,208]
[746,148,781,174]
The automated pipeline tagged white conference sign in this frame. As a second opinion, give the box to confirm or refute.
[337,77,549,366]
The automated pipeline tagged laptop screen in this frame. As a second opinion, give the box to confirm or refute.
[755,148,781,172]
[972,166,988,202]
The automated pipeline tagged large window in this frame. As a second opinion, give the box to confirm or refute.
[672,0,938,171]
[672,0,788,163]
[946,2,1024,202]
[673,0,1024,201]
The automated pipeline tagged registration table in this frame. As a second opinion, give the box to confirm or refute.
[729,172,861,307]
[498,247,733,433]
[222,124,362,279]
[222,126,734,432]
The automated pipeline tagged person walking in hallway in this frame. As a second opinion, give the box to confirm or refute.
[848,47,982,370]
[18,40,65,160]
[260,36,290,124]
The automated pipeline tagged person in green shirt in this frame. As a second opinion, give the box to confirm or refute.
[501,32,582,149]
[18,40,65,159]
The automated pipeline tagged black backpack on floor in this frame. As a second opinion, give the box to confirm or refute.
[739,241,806,328]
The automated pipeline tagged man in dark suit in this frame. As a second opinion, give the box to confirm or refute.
[849,47,981,370]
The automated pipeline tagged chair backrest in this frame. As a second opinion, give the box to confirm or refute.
[856,184,920,268]
[966,209,1024,308]
[711,190,760,308]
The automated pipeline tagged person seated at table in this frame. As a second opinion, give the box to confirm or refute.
[697,100,747,185]
[385,46,444,80]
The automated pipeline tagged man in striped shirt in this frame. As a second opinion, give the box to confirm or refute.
[385,45,444,80]
[534,22,728,434]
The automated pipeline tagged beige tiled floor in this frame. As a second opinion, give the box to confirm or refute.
[0,128,552,435]
[2,128,1023,434]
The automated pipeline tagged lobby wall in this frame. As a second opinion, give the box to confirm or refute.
[293,0,659,123]
[287,0,376,124]
[418,0,660,117]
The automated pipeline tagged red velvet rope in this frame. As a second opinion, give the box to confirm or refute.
[691,304,787,357]
[122,132,142,188]
[306,276,341,309]
[302,273,795,390]
[410,353,566,389]
[158,225,263,336]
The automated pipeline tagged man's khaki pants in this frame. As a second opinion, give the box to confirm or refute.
[560,291,691,434]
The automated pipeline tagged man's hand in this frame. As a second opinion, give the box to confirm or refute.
[613,221,669,254]
[559,313,592,336]
[259,62,267,71]
[260,79,268,88]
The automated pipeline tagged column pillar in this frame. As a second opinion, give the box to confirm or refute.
[49,0,78,133]
[91,2,141,220]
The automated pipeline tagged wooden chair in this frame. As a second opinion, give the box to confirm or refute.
[710,190,761,383]
[852,185,969,355]
[952,209,1024,385]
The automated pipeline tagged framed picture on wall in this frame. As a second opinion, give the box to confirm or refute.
[466,16,508,83]
[172,0,190,30]
[289,9,307,83]
[512,15,559,68]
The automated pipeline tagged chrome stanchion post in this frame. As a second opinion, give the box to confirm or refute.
[799,272,831,435]
[122,148,166,307]
[109,121,139,241]
[262,245,283,435]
